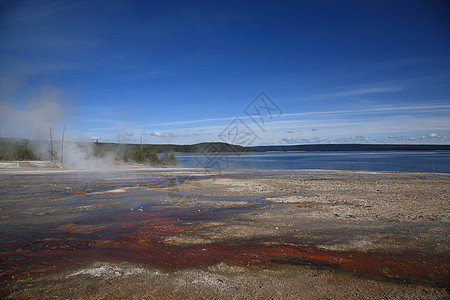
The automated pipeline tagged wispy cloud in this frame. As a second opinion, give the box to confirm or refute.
[74,102,450,144]
[143,116,238,127]
[312,86,405,99]
[274,133,450,145]
[266,115,450,135]
[10,0,92,22]
[122,70,169,81]
[387,133,450,143]
[140,104,450,128]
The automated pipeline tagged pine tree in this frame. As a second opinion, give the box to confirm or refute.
[146,150,159,165]
[169,153,177,166]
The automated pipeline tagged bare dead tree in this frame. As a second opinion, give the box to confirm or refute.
[49,126,57,163]
[61,125,65,166]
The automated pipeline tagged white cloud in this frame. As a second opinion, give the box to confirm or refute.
[280,137,299,144]
[275,133,450,145]
[386,133,450,143]
[405,133,449,142]
[151,131,165,137]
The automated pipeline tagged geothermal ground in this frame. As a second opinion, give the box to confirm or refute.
[0,162,449,299]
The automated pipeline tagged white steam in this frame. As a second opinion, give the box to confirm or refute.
[0,82,124,169]
[0,87,67,140]
[61,143,116,169]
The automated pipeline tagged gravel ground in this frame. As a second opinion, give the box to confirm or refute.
[1,165,449,299]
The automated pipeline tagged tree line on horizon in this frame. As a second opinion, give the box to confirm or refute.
[0,138,252,165]
[94,145,177,166]
[0,138,177,165]
[0,140,37,161]
[93,141,254,153]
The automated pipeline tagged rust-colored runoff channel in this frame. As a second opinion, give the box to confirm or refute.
[1,213,449,287]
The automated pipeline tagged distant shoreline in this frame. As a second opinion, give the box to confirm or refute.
[250,144,450,152]
[2,137,449,155]
[176,148,450,154]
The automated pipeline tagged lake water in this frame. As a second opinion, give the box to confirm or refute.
[176,151,450,173]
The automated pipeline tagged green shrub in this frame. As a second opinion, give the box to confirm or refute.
[133,149,146,162]
[146,150,159,165]
[93,144,107,157]
[160,151,169,165]
[15,146,37,161]
[160,151,177,166]
[168,153,177,166]
[123,148,147,163]
[0,148,7,160]
[0,143,15,160]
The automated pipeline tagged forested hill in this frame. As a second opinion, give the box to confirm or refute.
[92,141,254,153]
[0,138,254,156]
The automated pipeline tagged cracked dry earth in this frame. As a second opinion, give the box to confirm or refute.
[0,165,449,299]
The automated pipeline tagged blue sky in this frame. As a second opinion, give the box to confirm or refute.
[0,0,449,145]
